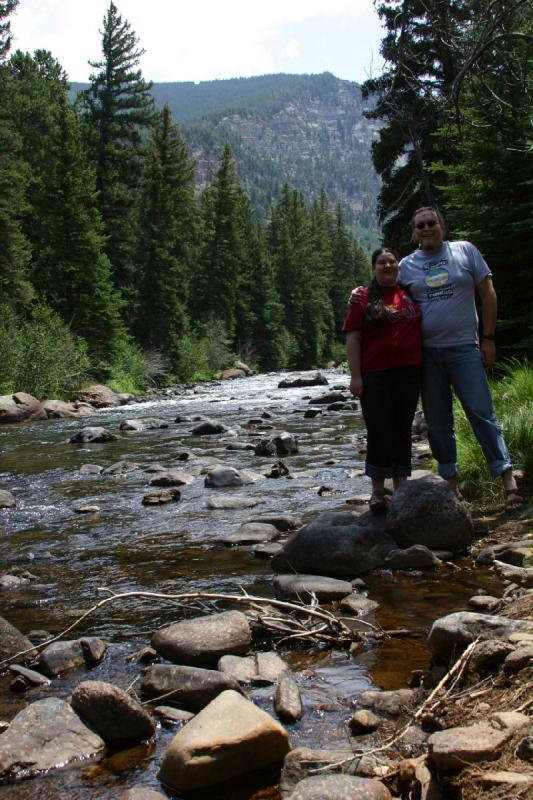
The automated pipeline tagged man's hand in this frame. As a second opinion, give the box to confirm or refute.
[350,376,363,397]
[348,286,365,306]
[480,338,496,367]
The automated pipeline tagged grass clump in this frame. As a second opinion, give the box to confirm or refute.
[455,360,533,502]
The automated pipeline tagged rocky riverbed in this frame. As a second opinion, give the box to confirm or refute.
[0,370,531,799]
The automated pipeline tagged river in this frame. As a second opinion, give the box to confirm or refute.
[0,371,499,798]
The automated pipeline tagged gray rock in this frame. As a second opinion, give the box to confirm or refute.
[281,748,349,795]
[503,645,533,675]
[246,514,301,531]
[207,495,265,510]
[119,418,168,431]
[340,594,379,616]
[149,470,194,487]
[0,616,37,664]
[72,384,123,408]
[0,573,31,590]
[0,490,16,508]
[153,706,194,725]
[191,419,228,435]
[467,640,514,672]
[119,789,168,800]
[384,545,442,570]
[359,689,415,716]
[158,689,290,792]
[0,392,47,423]
[428,721,513,770]
[0,697,105,781]
[272,512,396,579]
[428,611,531,663]
[70,427,118,444]
[274,574,352,602]
[304,408,322,418]
[274,673,303,722]
[142,488,181,505]
[494,560,533,587]
[253,542,284,559]
[204,465,260,488]
[141,664,243,711]
[225,441,256,450]
[217,522,280,547]
[278,373,329,388]
[8,664,51,690]
[79,464,103,474]
[385,476,473,552]
[467,595,500,612]
[349,710,381,734]
[38,637,106,677]
[42,399,94,419]
[255,432,299,456]
[71,680,156,744]
[218,652,287,685]
[310,392,348,405]
[73,505,100,514]
[152,610,251,666]
[101,461,141,475]
[287,774,392,799]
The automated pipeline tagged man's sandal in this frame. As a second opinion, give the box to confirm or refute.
[505,489,524,511]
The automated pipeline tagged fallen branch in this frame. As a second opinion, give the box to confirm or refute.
[0,586,373,670]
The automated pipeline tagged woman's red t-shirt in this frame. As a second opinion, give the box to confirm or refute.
[342,285,422,373]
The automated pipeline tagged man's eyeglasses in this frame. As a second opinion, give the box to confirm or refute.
[415,220,438,229]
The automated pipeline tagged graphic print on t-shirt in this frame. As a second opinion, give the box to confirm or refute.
[423,257,454,301]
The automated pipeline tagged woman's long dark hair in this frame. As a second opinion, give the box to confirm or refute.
[364,247,399,325]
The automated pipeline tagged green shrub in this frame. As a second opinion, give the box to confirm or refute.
[0,303,90,399]
[175,334,211,382]
[455,360,533,501]
[105,338,147,395]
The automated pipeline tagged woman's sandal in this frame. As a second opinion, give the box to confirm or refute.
[505,488,524,511]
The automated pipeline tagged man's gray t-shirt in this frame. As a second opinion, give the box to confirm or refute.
[399,241,491,347]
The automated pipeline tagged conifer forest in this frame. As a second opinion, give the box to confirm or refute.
[0,0,531,399]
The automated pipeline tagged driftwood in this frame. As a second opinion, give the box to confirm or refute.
[0,586,393,670]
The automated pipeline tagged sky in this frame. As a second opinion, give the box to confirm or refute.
[9,0,385,85]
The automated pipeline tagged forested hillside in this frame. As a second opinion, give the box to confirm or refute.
[71,72,380,245]
[1,1,371,399]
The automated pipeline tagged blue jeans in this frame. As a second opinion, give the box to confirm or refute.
[422,345,512,478]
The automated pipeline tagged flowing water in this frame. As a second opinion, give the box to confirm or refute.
[0,371,499,799]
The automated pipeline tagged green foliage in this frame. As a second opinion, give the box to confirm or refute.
[175,319,234,382]
[102,337,147,395]
[0,303,90,399]
[455,362,533,501]
[79,1,155,311]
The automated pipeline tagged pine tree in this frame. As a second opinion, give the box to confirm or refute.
[136,105,197,371]
[193,143,250,342]
[329,204,369,337]
[0,1,33,308]
[80,1,154,315]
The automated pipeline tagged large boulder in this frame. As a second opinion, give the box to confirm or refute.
[0,698,105,781]
[385,476,472,552]
[71,384,124,408]
[278,372,329,389]
[141,664,243,711]
[70,680,156,744]
[69,427,118,444]
[0,616,37,664]
[428,611,532,663]
[38,637,107,677]
[271,512,396,579]
[42,399,94,419]
[158,689,290,792]
[151,610,251,666]
[0,392,47,424]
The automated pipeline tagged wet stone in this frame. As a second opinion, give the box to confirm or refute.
[0,490,16,508]
[38,637,106,677]
[0,616,38,664]
[101,461,142,475]
[341,594,379,616]
[286,774,392,800]
[384,545,442,570]
[8,664,51,689]
[274,574,353,603]
[79,464,103,474]
[142,488,181,505]
[246,514,301,531]
[119,789,168,800]
[158,689,290,793]
[152,610,251,667]
[349,709,381,734]
[274,673,303,723]
[468,595,500,612]
[0,697,105,781]
[359,689,415,716]
[141,665,243,712]
[253,542,284,559]
[71,680,156,744]
[74,505,100,514]
[119,418,168,431]
[216,522,280,547]
[207,495,265,510]
[149,471,194,487]
[153,706,194,725]
[218,651,287,685]
[69,426,118,443]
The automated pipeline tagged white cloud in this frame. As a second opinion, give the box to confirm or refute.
[10,0,381,82]
[283,39,301,61]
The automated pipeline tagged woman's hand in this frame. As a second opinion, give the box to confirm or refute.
[348,286,364,306]
[350,376,363,397]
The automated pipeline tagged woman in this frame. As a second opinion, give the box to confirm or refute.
[343,247,422,511]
